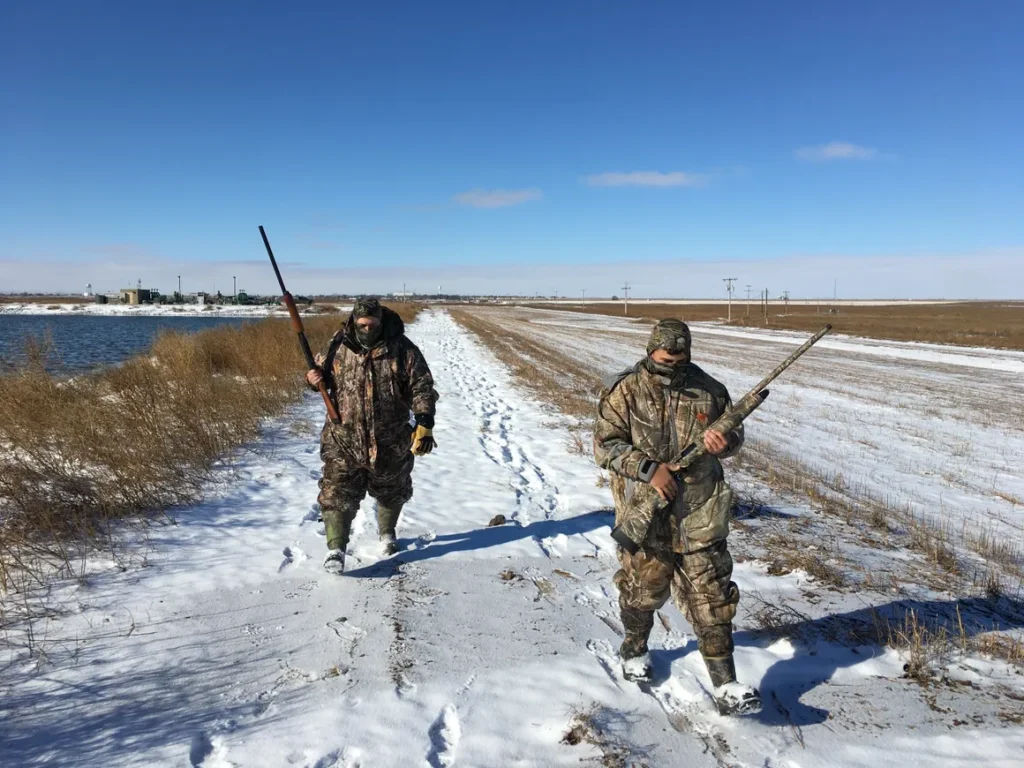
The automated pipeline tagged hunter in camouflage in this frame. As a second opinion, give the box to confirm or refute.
[594,318,762,715]
[306,298,438,573]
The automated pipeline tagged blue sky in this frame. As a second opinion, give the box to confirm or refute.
[1,1,1022,296]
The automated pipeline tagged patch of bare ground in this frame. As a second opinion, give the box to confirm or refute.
[524,301,1024,351]
[450,306,1024,678]
[561,703,650,768]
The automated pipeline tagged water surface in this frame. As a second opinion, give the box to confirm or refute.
[0,315,256,372]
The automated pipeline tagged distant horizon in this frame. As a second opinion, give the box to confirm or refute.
[2,247,1021,301]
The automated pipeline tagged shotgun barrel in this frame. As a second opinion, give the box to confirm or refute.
[259,225,341,424]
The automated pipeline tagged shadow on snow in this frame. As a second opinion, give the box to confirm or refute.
[343,510,615,578]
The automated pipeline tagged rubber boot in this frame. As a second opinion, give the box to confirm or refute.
[322,505,357,574]
[619,607,655,683]
[377,503,403,555]
[703,655,762,716]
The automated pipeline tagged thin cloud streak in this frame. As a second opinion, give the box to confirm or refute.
[452,188,543,208]
[585,171,709,188]
[795,142,879,162]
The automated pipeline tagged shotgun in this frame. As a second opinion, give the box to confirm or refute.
[259,225,341,424]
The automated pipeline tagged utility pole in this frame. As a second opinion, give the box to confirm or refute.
[621,282,631,315]
[177,275,181,300]
[581,289,586,304]
[782,290,790,315]
[233,275,237,298]
[745,284,752,317]
[722,277,738,322]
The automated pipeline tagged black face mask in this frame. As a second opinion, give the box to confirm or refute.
[355,323,383,348]
[645,355,691,380]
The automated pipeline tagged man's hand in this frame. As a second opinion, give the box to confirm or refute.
[306,368,324,387]
[650,463,681,502]
[411,425,436,456]
[703,429,729,456]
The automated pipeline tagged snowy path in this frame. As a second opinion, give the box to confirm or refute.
[4,310,1023,767]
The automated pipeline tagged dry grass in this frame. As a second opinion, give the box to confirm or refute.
[528,301,1024,351]
[0,303,421,594]
[748,591,1024,679]
[763,535,848,589]
[0,295,90,305]
[561,703,649,768]
[731,444,969,586]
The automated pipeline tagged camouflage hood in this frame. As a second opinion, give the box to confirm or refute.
[647,319,691,360]
[342,306,405,351]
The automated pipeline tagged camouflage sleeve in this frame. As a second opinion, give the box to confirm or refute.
[593,382,659,483]
[306,333,340,392]
[404,339,439,426]
[716,388,744,459]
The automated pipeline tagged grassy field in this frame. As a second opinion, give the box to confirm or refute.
[525,301,1024,350]
[0,295,90,304]
[0,303,421,590]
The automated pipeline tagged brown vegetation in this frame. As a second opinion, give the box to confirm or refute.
[0,295,90,304]
[562,703,648,768]
[526,301,1024,351]
[0,303,421,591]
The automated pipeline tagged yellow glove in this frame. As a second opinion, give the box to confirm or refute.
[411,425,436,455]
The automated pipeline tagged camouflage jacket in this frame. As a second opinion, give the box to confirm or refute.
[594,360,742,551]
[313,308,438,468]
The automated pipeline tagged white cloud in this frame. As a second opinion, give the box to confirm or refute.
[585,171,708,188]
[795,142,879,162]
[452,188,543,208]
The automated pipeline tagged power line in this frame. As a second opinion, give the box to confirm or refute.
[621,282,631,316]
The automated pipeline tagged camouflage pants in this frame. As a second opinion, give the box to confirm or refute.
[614,514,739,659]
[317,436,415,550]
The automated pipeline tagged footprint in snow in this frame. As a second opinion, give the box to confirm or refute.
[426,704,461,768]
[280,546,308,571]
[188,732,214,766]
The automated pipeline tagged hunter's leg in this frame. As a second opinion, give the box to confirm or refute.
[318,440,368,563]
[613,536,674,681]
[674,540,759,713]
[368,449,414,553]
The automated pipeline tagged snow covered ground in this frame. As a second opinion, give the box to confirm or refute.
[507,307,1024,564]
[3,310,1024,767]
[0,303,344,317]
